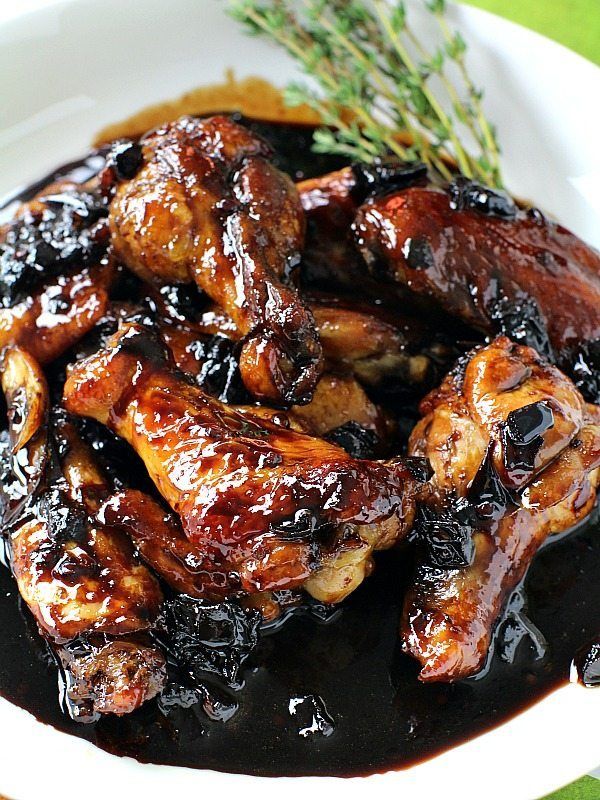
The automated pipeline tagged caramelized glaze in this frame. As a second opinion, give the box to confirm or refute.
[0,114,598,778]
[354,185,600,356]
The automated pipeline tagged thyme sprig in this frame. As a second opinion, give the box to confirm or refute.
[228,0,503,187]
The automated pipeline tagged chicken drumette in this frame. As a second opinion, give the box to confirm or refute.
[64,321,425,604]
[401,336,600,682]
[109,115,323,405]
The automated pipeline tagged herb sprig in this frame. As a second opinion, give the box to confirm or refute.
[228,0,503,187]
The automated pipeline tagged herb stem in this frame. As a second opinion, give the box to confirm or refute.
[434,11,501,184]
[372,0,473,178]
[229,0,502,187]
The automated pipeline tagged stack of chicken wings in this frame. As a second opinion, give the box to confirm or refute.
[1,114,599,720]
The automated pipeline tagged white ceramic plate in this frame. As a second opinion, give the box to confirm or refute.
[1,2,600,799]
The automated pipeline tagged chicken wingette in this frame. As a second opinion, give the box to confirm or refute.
[64,321,425,603]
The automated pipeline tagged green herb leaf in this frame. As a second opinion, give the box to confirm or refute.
[227,0,503,187]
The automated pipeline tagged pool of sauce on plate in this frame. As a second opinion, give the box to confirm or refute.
[1,522,599,777]
[0,89,599,778]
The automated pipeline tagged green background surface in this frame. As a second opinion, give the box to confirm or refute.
[458,5,599,798]
[543,776,600,799]
[463,0,600,65]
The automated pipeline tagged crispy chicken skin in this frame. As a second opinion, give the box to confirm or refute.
[401,337,600,681]
[64,321,423,601]
[0,347,165,715]
[109,115,323,404]
[354,186,600,355]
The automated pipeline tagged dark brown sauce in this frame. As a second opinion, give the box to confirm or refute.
[0,117,599,778]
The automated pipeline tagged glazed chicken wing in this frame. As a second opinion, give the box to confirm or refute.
[288,373,391,441]
[157,291,449,397]
[0,347,165,717]
[0,265,112,365]
[297,166,365,294]
[99,488,219,599]
[64,321,424,603]
[310,301,444,389]
[297,162,427,296]
[109,115,323,404]
[354,183,600,362]
[0,183,113,363]
[155,315,391,444]
[401,336,600,681]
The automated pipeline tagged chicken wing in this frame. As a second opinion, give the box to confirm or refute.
[401,336,600,681]
[298,166,365,294]
[0,265,112,365]
[297,162,427,296]
[155,316,391,443]
[109,115,322,404]
[157,292,450,397]
[289,373,391,441]
[0,183,113,364]
[353,183,600,363]
[0,347,165,716]
[310,300,449,390]
[63,321,424,602]
[99,488,216,598]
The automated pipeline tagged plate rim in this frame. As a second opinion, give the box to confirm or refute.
[0,2,599,799]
